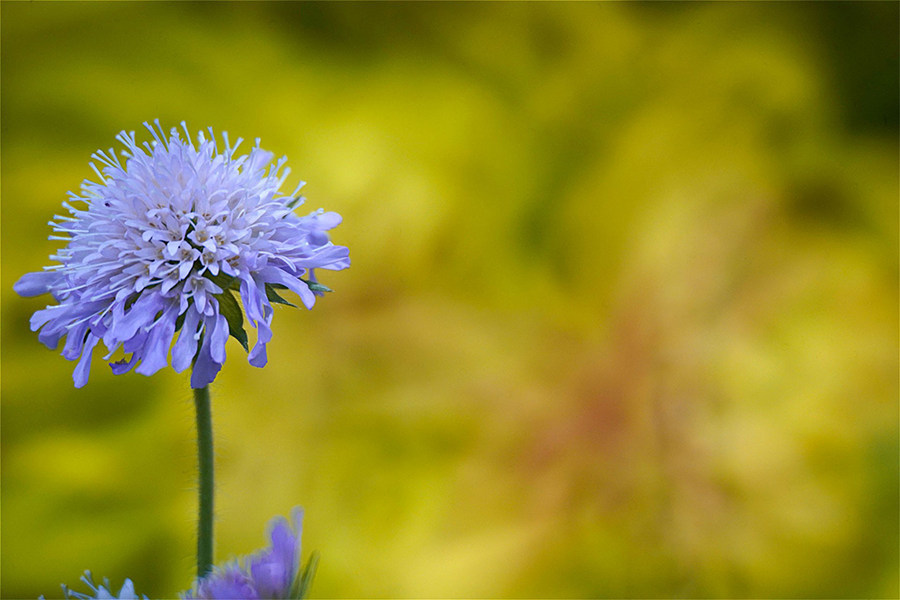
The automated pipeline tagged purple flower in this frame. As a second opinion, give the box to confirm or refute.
[42,571,147,600]
[183,565,259,600]
[15,121,349,388]
[47,509,313,600]
[183,508,310,600]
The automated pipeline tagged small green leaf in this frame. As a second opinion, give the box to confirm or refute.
[204,271,239,291]
[302,279,332,293]
[215,288,249,352]
[292,551,320,599]
[266,283,298,308]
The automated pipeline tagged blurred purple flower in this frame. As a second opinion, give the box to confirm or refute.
[47,509,313,600]
[42,571,147,600]
[15,121,349,388]
[184,507,310,600]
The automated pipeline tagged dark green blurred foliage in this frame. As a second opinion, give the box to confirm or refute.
[2,3,897,598]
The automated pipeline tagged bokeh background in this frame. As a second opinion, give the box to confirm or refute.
[1,2,897,598]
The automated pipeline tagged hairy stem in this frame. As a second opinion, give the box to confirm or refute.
[193,384,214,579]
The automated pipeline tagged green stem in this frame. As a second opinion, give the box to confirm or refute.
[193,385,214,579]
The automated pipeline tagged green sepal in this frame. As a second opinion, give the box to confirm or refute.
[292,551,320,599]
[266,283,298,308]
[302,279,332,294]
[205,271,240,291]
[215,288,249,352]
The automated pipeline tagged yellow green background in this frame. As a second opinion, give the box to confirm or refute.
[2,2,897,598]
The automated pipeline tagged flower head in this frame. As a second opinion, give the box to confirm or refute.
[46,509,314,600]
[184,507,311,600]
[15,121,349,388]
[43,571,147,600]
